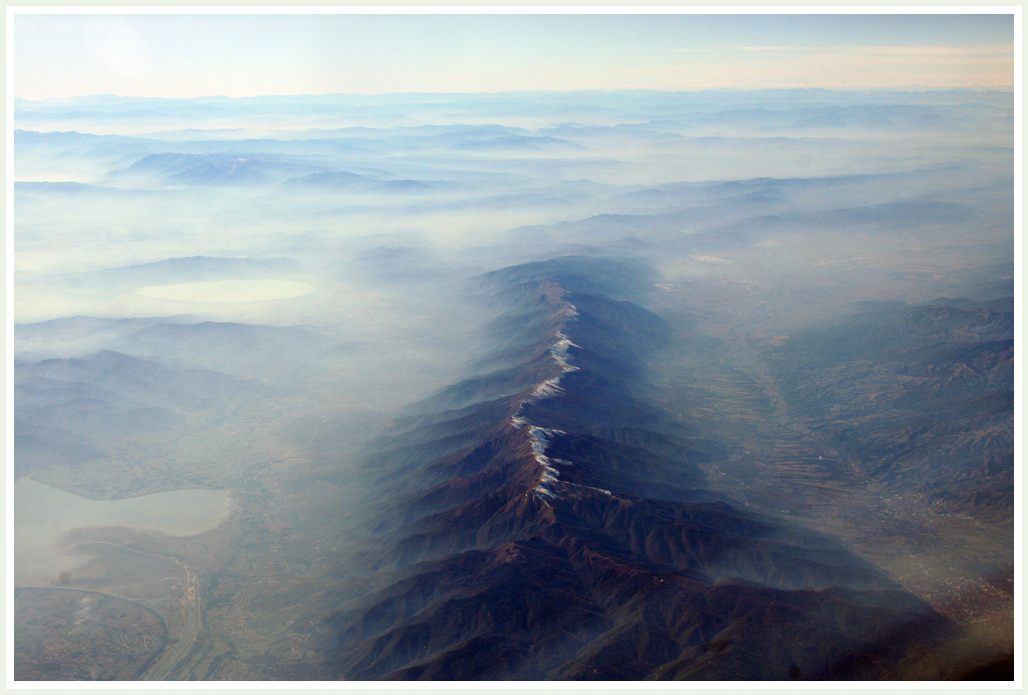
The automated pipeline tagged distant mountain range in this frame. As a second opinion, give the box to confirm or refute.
[14,350,259,479]
[283,170,440,193]
[13,316,357,480]
[15,314,354,380]
[115,152,324,187]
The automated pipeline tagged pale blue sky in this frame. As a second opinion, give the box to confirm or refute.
[12,13,1016,99]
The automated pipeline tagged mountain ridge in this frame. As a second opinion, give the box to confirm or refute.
[317,259,952,680]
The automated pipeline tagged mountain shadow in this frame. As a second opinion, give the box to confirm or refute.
[318,257,955,680]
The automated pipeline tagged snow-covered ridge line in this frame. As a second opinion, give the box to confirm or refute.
[549,331,578,371]
[511,420,570,502]
[511,418,613,500]
[509,296,582,503]
[530,312,579,400]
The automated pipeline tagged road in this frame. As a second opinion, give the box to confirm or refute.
[57,538,203,681]
[143,566,202,681]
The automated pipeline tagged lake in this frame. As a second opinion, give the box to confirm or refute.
[13,477,234,585]
[136,278,314,303]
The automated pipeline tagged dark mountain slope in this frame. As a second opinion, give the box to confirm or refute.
[766,297,1014,523]
[319,258,953,680]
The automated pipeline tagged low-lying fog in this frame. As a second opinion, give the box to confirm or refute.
[14,89,1013,474]
[12,89,1014,678]
[15,93,1013,331]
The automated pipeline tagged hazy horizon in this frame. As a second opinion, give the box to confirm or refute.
[12,13,1016,100]
[9,11,1017,684]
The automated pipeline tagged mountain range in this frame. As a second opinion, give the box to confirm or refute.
[316,259,956,680]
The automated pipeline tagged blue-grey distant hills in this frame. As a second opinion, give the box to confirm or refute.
[283,170,440,193]
[16,314,355,381]
[449,134,583,151]
[14,350,261,479]
[509,181,980,252]
[14,89,1013,129]
[116,152,326,186]
[13,314,358,483]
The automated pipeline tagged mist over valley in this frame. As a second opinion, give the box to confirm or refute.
[11,85,1015,681]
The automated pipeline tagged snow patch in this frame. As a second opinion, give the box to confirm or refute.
[512,300,583,503]
[549,331,579,371]
[531,376,564,399]
[523,424,569,502]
